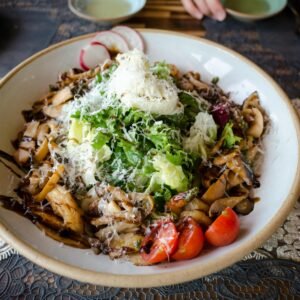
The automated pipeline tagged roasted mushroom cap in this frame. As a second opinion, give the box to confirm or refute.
[95,222,139,241]
[235,198,255,215]
[244,108,264,138]
[202,171,228,203]
[184,198,209,213]
[180,210,212,226]
[243,92,260,110]
[46,184,84,234]
[51,86,73,106]
[208,195,247,217]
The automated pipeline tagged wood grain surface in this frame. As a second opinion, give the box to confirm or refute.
[125,0,205,37]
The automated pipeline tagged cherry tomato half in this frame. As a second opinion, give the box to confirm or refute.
[140,221,179,264]
[172,217,204,261]
[205,207,240,247]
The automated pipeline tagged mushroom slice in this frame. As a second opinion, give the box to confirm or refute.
[13,148,30,165]
[235,198,255,215]
[128,253,151,266]
[178,77,194,91]
[119,200,134,212]
[47,120,60,135]
[95,222,139,241]
[202,171,228,204]
[37,123,50,144]
[227,171,244,189]
[243,92,260,110]
[46,185,84,234]
[184,198,209,213]
[208,195,247,217]
[105,200,122,214]
[36,223,89,249]
[107,185,130,202]
[180,210,212,227]
[246,145,259,164]
[109,233,143,252]
[24,121,40,139]
[85,199,100,217]
[19,140,35,150]
[201,167,220,189]
[35,138,49,162]
[116,211,142,223]
[34,165,64,201]
[185,72,209,91]
[169,64,181,79]
[226,157,252,186]
[129,192,154,216]
[25,170,40,194]
[210,138,224,156]
[91,216,114,227]
[51,86,73,106]
[43,105,63,119]
[101,199,140,222]
[244,108,264,138]
[213,151,238,166]
[30,209,64,230]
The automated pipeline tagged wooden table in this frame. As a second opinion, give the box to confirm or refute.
[126,0,206,37]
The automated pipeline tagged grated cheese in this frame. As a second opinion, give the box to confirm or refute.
[108,49,183,115]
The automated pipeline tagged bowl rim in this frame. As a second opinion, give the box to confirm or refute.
[225,0,287,20]
[0,29,299,288]
[68,0,146,22]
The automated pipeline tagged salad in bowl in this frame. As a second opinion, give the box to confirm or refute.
[2,48,268,265]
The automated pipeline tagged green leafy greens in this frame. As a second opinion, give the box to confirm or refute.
[67,61,219,209]
[222,122,242,148]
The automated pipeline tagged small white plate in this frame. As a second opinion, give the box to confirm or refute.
[0,29,299,287]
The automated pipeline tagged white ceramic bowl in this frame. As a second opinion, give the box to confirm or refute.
[0,29,299,288]
[68,0,146,26]
[223,0,287,22]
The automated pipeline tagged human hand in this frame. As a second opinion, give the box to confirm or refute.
[181,0,226,21]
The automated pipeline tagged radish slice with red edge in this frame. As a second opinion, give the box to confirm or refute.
[112,26,145,52]
[93,31,129,53]
[79,41,110,71]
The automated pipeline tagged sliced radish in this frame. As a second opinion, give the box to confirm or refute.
[112,26,145,52]
[92,31,129,53]
[79,42,110,71]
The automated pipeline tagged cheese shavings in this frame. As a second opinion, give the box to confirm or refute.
[108,49,183,115]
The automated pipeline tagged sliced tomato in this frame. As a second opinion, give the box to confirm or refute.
[205,207,240,247]
[140,221,178,264]
[171,217,204,261]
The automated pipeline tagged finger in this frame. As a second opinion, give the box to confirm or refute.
[206,0,226,21]
[194,0,211,17]
[181,0,204,19]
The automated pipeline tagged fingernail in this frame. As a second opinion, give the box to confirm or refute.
[215,10,226,21]
[195,11,203,20]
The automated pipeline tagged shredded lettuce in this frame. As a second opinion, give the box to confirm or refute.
[150,61,171,80]
[92,131,111,150]
[183,112,217,159]
[151,154,189,192]
[96,63,117,83]
[222,122,242,148]
[73,102,197,201]
[161,92,208,131]
[97,145,112,162]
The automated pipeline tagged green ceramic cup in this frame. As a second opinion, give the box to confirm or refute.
[222,0,287,21]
